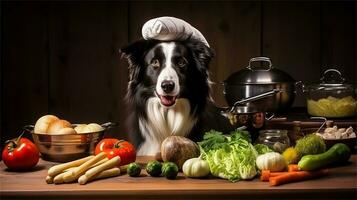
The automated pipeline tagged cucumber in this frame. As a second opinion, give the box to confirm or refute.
[298,143,351,171]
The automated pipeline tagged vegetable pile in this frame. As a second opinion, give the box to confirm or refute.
[198,129,258,182]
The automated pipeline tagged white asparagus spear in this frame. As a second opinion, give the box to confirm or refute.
[46,175,54,184]
[63,157,109,172]
[51,157,109,184]
[78,156,120,184]
[48,155,94,177]
[63,152,107,183]
[78,167,120,185]
[54,170,73,184]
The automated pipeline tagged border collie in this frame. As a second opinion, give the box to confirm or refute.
[120,39,232,155]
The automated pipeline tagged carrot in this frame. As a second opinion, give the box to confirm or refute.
[260,170,289,181]
[288,164,300,172]
[269,169,329,186]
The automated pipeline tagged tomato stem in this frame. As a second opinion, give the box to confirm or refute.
[16,130,26,144]
[114,140,123,148]
[5,130,26,152]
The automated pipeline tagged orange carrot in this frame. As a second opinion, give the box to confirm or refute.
[288,164,300,172]
[260,170,289,181]
[269,169,329,186]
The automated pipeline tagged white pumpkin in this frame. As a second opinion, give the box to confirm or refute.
[182,157,210,178]
[256,152,287,172]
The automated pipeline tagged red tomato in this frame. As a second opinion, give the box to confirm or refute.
[95,138,136,165]
[2,137,39,170]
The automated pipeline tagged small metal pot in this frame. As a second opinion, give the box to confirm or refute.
[221,105,271,141]
[223,57,296,113]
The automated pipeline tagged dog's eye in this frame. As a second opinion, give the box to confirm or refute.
[177,58,187,68]
[151,59,160,69]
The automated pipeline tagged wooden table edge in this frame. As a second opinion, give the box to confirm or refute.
[1,188,356,198]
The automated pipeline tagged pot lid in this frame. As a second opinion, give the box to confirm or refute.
[306,69,355,91]
[224,57,295,85]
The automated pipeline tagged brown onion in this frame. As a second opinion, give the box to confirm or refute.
[161,136,200,169]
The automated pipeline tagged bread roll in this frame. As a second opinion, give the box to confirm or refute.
[34,115,59,134]
[56,127,77,135]
[47,120,72,134]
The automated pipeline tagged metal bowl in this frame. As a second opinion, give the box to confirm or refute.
[324,137,357,150]
[25,122,114,163]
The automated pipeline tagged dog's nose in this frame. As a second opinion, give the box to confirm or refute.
[161,80,175,93]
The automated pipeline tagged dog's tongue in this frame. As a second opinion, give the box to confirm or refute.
[160,96,176,107]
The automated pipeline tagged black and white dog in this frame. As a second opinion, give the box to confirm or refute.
[121,39,232,155]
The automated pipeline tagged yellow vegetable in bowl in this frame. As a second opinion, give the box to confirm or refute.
[74,123,104,134]
[307,96,357,117]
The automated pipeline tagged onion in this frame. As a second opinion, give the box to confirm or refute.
[34,115,59,134]
[47,120,72,134]
[161,136,200,169]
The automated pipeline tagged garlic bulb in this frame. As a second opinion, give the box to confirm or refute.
[256,152,286,172]
[182,157,210,178]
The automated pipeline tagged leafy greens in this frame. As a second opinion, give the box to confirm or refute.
[198,129,258,182]
[254,144,274,155]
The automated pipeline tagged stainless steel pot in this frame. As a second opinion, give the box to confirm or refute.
[223,57,296,113]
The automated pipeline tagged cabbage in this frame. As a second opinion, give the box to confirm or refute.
[198,130,258,182]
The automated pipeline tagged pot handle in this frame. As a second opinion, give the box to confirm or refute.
[321,68,345,83]
[23,125,34,133]
[247,57,272,71]
[295,81,306,93]
[101,122,117,130]
[228,89,282,113]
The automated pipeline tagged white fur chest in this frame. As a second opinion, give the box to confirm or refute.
[138,97,197,155]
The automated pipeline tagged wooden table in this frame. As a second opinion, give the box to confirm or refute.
[1,156,357,200]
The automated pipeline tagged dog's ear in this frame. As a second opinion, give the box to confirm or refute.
[120,39,158,86]
[120,39,153,66]
[187,40,214,69]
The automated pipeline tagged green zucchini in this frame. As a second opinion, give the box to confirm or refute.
[298,143,351,171]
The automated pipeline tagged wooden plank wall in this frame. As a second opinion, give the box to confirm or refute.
[1,1,356,148]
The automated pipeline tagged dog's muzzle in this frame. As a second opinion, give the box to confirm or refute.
[155,80,178,107]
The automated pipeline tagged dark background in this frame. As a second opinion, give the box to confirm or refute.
[1,1,356,147]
